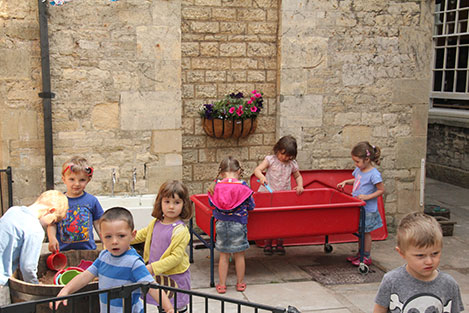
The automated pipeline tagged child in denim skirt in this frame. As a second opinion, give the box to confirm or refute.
[208,156,255,294]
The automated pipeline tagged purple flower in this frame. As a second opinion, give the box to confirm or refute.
[229,92,244,99]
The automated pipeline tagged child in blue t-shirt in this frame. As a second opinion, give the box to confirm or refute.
[47,156,104,252]
[337,141,385,266]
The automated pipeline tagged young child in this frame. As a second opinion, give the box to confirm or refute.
[47,156,104,252]
[208,156,255,294]
[373,212,464,313]
[0,190,68,306]
[254,135,304,255]
[337,141,384,266]
[51,207,175,313]
[132,180,193,312]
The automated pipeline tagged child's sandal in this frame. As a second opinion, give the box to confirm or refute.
[263,245,273,255]
[216,284,226,294]
[276,244,286,255]
[236,282,247,292]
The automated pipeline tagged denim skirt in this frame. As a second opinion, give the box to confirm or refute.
[364,210,383,233]
[215,220,249,253]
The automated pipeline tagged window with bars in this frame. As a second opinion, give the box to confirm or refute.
[432,0,469,110]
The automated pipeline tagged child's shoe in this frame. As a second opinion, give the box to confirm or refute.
[263,244,273,255]
[275,244,286,255]
[346,254,360,262]
[352,256,372,266]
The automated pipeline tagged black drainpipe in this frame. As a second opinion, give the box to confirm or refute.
[37,0,55,190]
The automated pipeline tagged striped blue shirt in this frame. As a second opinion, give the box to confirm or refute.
[87,248,154,313]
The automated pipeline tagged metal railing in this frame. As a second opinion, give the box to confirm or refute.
[0,167,13,217]
[0,282,301,313]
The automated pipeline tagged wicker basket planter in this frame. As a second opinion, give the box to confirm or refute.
[202,117,257,139]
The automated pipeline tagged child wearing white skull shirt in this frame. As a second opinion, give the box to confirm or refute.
[373,212,464,313]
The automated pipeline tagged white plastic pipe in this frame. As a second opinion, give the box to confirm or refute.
[420,158,425,206]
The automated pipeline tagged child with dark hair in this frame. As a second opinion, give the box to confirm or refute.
[254,135,304,255]
[337,141,385,266]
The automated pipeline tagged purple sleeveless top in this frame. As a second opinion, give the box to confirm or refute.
[146,220,190,309]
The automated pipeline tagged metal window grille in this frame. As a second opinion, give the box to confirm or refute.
[432,0,469,109]
[0,282,301,313]
[0,167,13,217]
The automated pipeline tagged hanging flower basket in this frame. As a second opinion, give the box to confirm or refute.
[202,117,258,139]
[199,90,263,139]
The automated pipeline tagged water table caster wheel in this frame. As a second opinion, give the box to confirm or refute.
[358,263,369,274]
[324,243,333,253]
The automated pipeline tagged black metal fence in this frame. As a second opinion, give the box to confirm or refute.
[0,167,13,217]
[0,282,301,313]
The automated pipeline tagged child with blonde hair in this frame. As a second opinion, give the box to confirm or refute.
[254,135,304,255]
[132,180,193,312]
[337,141,384,266]
[209,156,255,294]
[47,156,104,252]
[373,212,464,313]
[0,190,68,306]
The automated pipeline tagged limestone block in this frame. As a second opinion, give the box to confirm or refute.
[182,135,206,149]
[192,58,230,70]
[227,71,247,82]
[199,149,217,163]
[195,85,217,98]
[412,104,429,137]
[120,91,181,131]
[279,94,323,130]
[0,49,30,79]
[187,70,205,83]
[396,137,426,169]
[92,102,119,130]
[151,130,182,154]
[280,37,328,69]
[193,163,217,181]
[342,62,374,86]
[238,8,266,20]
[220,43,246,57]
[220,22,246,34]
[397,189,419,214]
[147,165,183,191]
[155,60,182,91]
[248,22,277,35]
[341,126,372,148]
[205,71,226,82]
[194,0,221,6]
[200,42,219,57]
[334,112,361,126]
[392,79,430,105]
[182,42,200,57]
[182,149,198,164]
[152,0,181,27]
[247,42,276,57]
[190,21,219,33]
[212,8,237,21]
[164,154,183,167]
[280,69,307,95]
[230,58,258,70]
[247,71,266,82]
[216,147,249,162]
[137,26,181,61]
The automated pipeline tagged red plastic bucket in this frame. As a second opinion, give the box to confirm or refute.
[46,251,67,271]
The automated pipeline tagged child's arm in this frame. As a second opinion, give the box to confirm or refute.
[146,226,189,275]
[49,271,95,310]
[254,159,270,185]
[337,178,355,189]
[93,219,102,242]
[292,171,304,195]
[47,224,60,252]
[373,303,388,313]
[148,288,174,313]
[356,182,384,201]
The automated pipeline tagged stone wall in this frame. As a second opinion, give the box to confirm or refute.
[181,0,279,194]
[1,0,434,228]
[277,0,433,226]
[427,122,469,188]
[1,0,183,204]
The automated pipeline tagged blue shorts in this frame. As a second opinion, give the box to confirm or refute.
[215,220,249,253]
[363,210,383,233]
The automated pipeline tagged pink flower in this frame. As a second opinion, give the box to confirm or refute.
[255,93,261,98]
[229,107,235,114]
[236,105,243,116]
[247,100,252,104]
[251,90,257,94]
[251,106,258,113]
[251,96,255,101]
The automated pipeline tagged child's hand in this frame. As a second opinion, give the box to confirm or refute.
[337,181,346,189]
[259,177,267,186]
[48,238,59,253]
[49,299,68,310]
[294,185,304,195]
[357,194,370,201]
